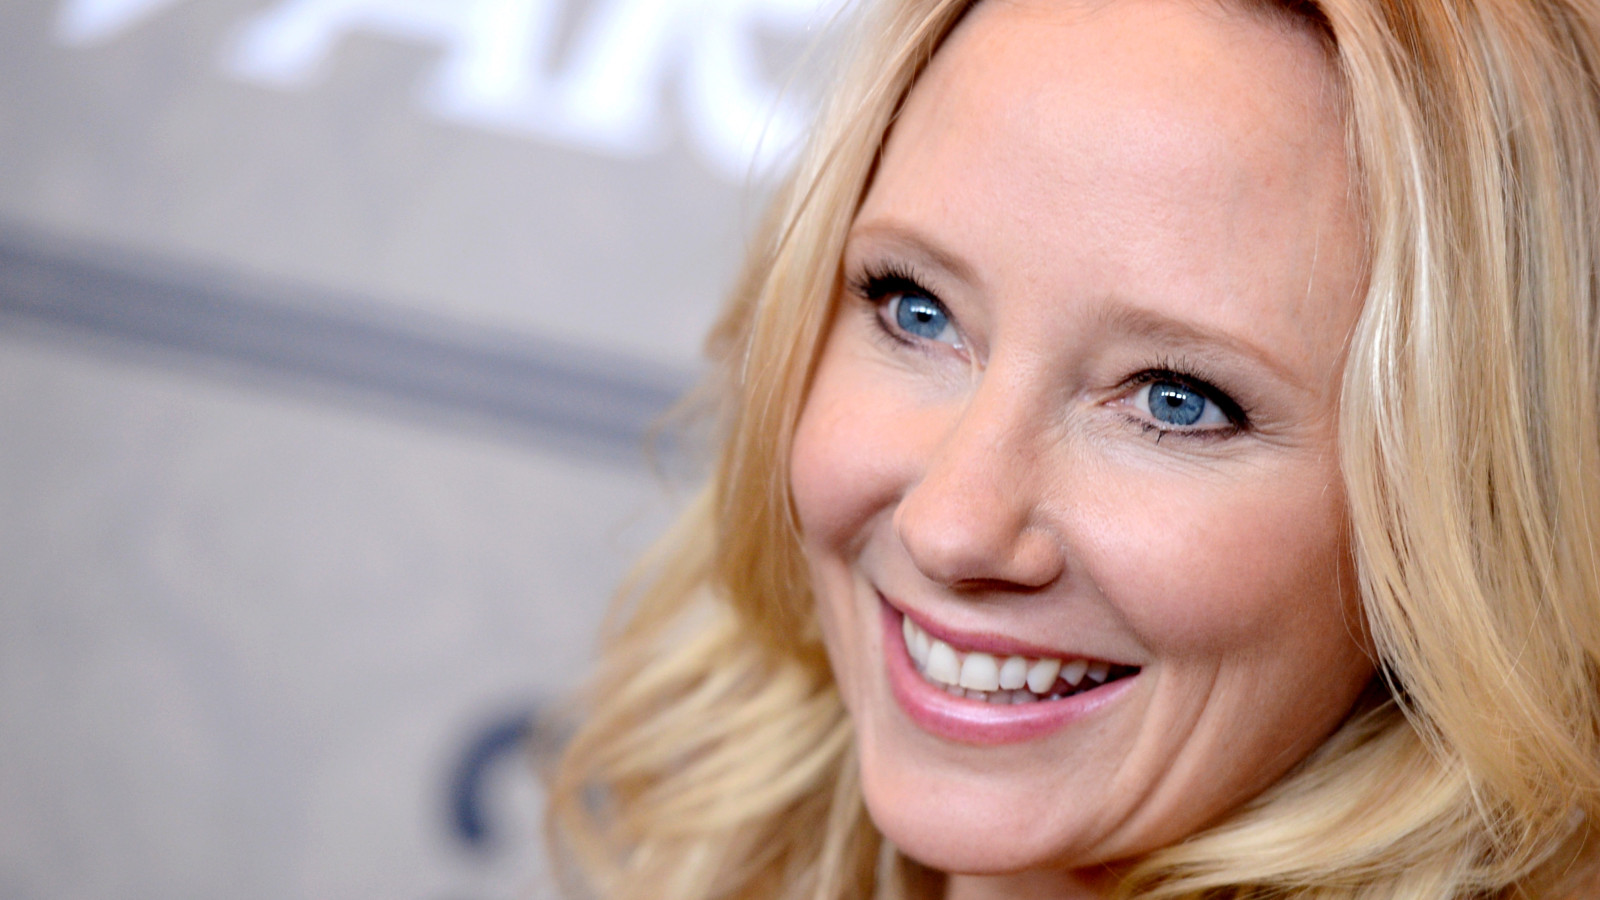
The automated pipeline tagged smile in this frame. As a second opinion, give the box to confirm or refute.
[901,615,1138,703]
[881,600,1141,745]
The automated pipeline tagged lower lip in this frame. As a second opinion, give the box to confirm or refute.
[880,600,1135,745]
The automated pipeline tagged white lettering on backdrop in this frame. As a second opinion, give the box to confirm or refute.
[56,0,186,44]
[54,0,836,181]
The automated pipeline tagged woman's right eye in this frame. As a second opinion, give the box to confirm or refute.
[887,293,959,345]
[850,265,965,350]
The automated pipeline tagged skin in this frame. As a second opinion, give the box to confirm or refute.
[787,0,1375,897]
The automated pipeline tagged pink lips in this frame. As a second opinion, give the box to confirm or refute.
[880,599,1136,745]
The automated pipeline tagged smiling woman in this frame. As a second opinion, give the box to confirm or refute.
[794,3,1372,885]
[548,1,1600,899]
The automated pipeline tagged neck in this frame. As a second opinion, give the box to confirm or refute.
[944,868,1117,900]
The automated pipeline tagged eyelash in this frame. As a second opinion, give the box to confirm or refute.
[1123,366,1251,439]
[847,262,949,350]
[845,262,1252,440]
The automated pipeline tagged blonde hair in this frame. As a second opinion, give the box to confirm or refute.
[547,1,1600,898]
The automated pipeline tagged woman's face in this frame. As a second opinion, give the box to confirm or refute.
[789,0,1373,893]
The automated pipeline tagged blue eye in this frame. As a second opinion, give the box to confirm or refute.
[892,294,957,344]
[1137,380,1230,428]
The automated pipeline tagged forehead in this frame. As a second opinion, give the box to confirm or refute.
[854,0,1361,367]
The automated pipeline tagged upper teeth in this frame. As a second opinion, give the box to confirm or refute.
[902,614,1112,698]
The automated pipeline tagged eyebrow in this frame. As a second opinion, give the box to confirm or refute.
[846,220,981,287]
[1091,302,1307,389]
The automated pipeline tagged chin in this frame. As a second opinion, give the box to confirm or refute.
[852,730,1116,876]
[873,810,1066,876]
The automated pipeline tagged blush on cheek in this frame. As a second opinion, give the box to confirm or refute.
[807,560,859,699]
[789,410,863,551]
[1081,473,1357,657]
[790,367,924,556]
[790,383,876,705]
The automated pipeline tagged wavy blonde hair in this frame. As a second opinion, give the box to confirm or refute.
[547,1,1600,898]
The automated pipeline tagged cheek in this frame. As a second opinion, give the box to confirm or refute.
[1075,458,1373,815]
[789,395,866,556]
[790,348,920,564]
[1075,457,1367,670]
[789,342,912,702]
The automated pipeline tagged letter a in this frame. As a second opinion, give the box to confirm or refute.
[224,0,555,102]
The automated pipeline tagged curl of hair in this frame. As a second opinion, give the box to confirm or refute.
[548,2,1600,898]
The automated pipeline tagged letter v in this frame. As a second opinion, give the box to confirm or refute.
[56,0,188,46]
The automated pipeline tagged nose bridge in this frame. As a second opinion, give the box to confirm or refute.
[893,367,1063,590]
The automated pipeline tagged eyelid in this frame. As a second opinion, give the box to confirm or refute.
[849,262,965,350]
[848,261,938,307]
[1124,369,1250,431]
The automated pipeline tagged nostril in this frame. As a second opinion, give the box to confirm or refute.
[893,479,1064,591]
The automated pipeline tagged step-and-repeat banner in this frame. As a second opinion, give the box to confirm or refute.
[0,1,836,897]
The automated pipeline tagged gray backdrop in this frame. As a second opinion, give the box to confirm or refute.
[0,1,834,897]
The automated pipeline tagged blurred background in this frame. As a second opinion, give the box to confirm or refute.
[0,1,835,897]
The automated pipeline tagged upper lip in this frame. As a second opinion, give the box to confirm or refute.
[889,595,1137,665]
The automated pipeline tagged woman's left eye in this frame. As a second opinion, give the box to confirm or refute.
[1131,379,1234,430]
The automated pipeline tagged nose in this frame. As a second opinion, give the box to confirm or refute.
[892,381,1065,592]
